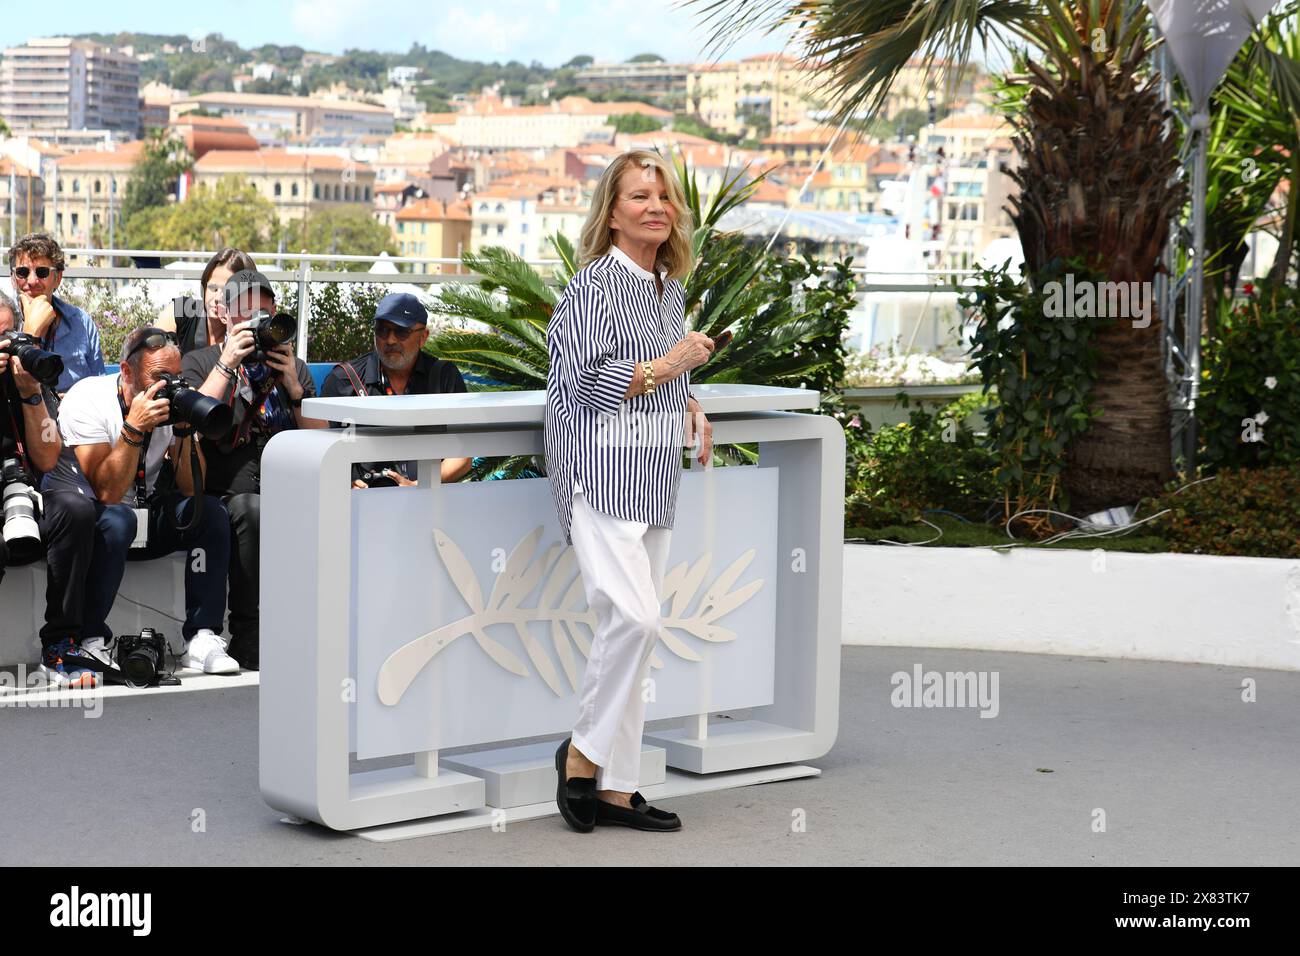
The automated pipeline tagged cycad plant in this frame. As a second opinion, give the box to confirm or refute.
[426,154,856,479]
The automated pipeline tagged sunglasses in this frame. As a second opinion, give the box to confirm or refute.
[375,322,423,341]
[123,329,178,361]
[14,265,59,280]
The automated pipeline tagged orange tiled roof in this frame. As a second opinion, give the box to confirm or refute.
[934,113,1008,129]
[194,148,365,172]
[762,126,840,146]
[54,142,144,168]
[397,199,471,222]
[0,157,37,177]
[749,179,787,204]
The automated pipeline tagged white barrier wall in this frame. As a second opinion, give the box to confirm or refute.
[843,544,1300,671]
[0,556,216,665]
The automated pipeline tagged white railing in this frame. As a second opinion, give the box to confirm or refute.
[4,246,977,361]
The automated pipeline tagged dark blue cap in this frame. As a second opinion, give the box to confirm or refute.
[373,292,427,328]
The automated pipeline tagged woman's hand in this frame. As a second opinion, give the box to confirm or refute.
[684,396,713,466]
[665,332,715,374]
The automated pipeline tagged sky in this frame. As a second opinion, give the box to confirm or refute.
[0,0,801,68]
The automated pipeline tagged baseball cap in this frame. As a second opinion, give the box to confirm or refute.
[373,292,428,328]
[223,268,275,312]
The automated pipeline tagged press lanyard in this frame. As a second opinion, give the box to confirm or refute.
[117,378,152,506]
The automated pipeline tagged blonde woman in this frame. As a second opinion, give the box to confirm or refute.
[547,150,716,833]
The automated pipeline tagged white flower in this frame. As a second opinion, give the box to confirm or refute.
[802,274,823,290]
[1264,376,1278,389]
[1254,410,1269,425]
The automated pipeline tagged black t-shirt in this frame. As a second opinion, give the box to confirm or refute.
[180,344,317,497]
[172,296,210,356]
[319,350,467,482]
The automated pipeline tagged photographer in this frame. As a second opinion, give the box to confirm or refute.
[7,234,105,394]
[0,292,97,687]
[45,327,236,675]
[181,269,326,669]
[319,293,473,487]
[157,247,258,356]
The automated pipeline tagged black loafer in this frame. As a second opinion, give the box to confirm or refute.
[595,791,681,831]
[555,737,597,833]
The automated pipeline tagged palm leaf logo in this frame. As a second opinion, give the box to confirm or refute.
[375,527,763,706]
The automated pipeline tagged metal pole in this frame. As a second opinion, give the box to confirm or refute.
[1184,113,1209,471]
[9,165,15,247]
[295,253,311,363]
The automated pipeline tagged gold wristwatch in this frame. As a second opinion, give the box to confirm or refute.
[641,360,656,395]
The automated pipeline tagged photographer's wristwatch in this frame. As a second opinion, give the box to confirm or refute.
[20,392,43,406]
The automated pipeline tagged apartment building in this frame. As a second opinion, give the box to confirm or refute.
[687,54,822,137]
[573,61,689,109]
[393,199,472,273]
[927,112,1018,270]
[170,92,394,147]
[41,141,142,248]
[470,179,585,261]
[0,37,140,135]
[0,156,45,239]
[447,96,669,149]
[191,149,376,226]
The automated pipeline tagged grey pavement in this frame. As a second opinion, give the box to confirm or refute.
[2,645,1296,866]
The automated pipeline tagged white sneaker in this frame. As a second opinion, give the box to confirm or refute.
[78,636,116,670]
[182,629,239,674]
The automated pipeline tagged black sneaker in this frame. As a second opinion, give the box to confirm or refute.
[227,635,259,671]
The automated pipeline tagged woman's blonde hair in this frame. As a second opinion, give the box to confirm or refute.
[578,150,694,281]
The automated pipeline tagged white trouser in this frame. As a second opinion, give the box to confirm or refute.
[569,479,672,793]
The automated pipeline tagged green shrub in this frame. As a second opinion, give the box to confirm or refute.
[1145,463,1300,558]
[1197,281,1300,470]
[963,257,1106,526]
[57,278,163,364]
[844,391,999,528]
[278,282,446,364]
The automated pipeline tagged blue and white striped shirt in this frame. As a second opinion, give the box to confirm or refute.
[544,245,691,545]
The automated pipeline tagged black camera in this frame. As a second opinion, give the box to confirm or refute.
[155,372,234,439]
[244,310,297,364]
[115,627,175,688]
[1,456,42,564]
[0,332,63,387]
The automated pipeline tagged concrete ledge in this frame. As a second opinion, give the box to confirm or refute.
[0,554,223,666]
[843,544,1300,671]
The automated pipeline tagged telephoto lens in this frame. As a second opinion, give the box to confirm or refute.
[156,372,234,439]
[0,333,63,387]
[1,456,43,564]
[245,310,297,364]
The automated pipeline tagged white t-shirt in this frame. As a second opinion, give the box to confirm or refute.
[46,373,174,505]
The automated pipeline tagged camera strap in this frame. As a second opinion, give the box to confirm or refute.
[4,394,33,477]
[117,381,153,507]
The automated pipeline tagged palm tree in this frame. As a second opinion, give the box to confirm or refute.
[693,0,1191,510]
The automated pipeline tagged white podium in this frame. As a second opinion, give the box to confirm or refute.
[259,384,844,838]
